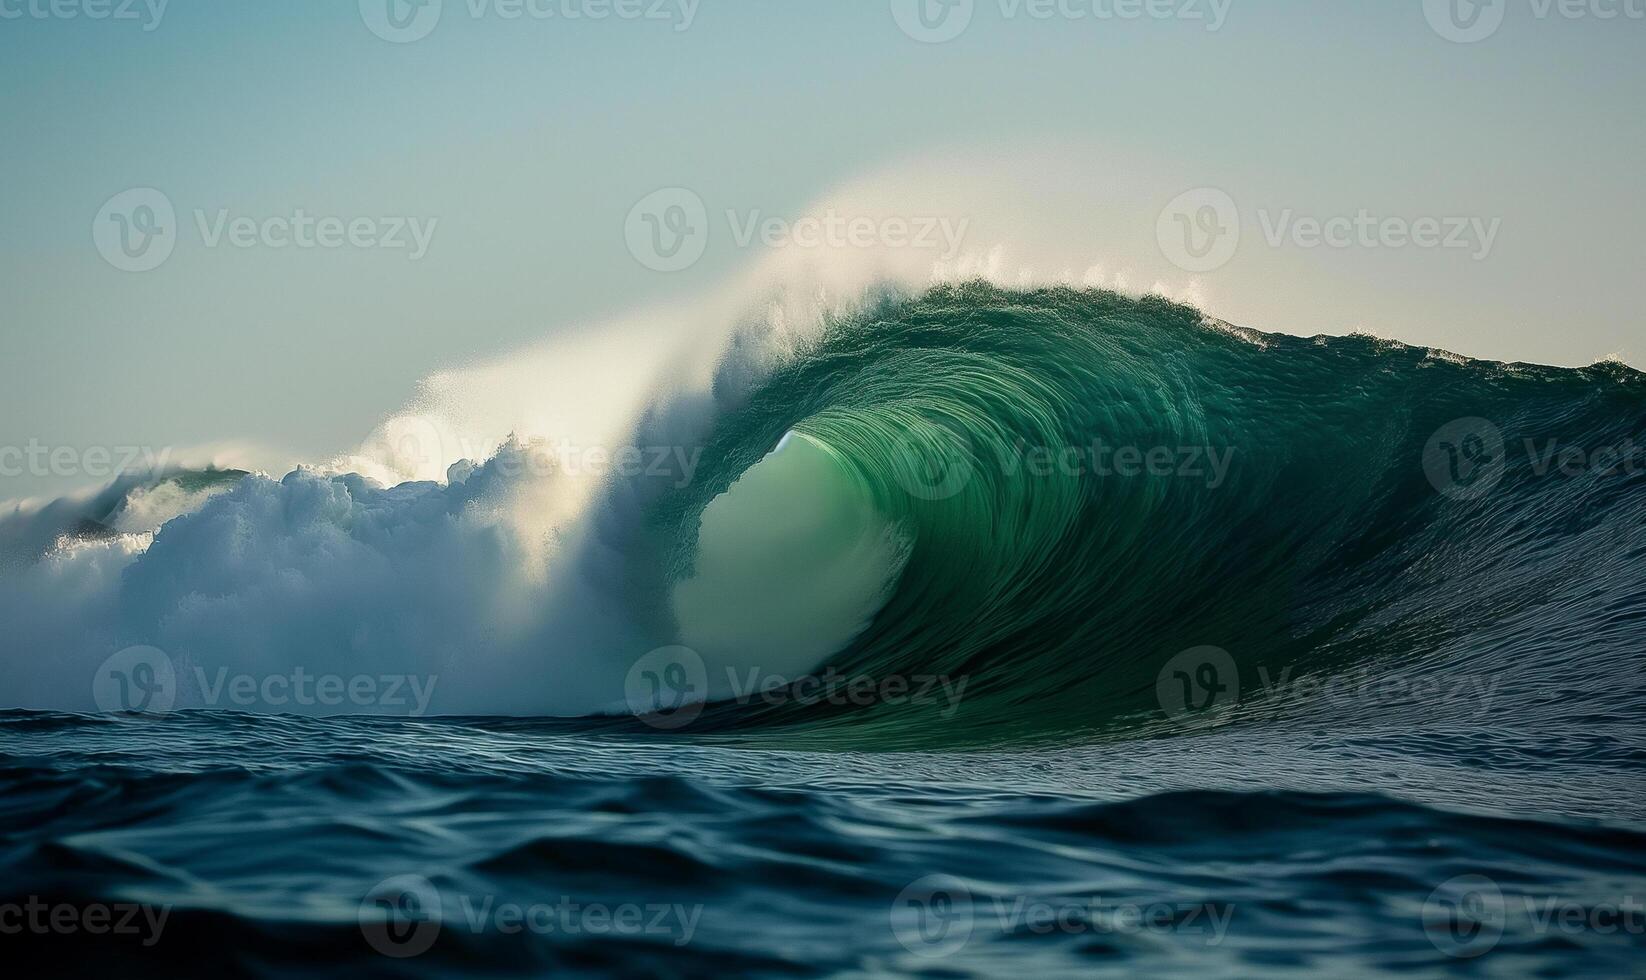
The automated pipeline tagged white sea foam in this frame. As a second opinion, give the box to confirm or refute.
[0,153,1368,716]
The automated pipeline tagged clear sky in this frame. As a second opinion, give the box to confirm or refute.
[3,0,1642,500]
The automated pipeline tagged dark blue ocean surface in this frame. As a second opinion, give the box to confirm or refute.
[3,705,1645,977]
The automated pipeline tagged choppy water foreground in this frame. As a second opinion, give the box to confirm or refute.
[3,708,1645,977]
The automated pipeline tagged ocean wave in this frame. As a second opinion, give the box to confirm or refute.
[2,281,1644,744]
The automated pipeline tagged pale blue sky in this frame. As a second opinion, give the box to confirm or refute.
[3,0,1642,499]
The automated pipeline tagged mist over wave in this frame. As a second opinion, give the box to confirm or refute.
[0,212,985,715]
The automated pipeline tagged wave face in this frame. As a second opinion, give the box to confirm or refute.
[2,284,1645,743]
[644,283,1646,745]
